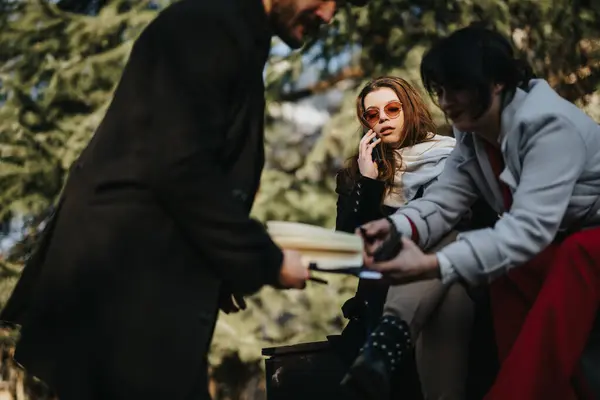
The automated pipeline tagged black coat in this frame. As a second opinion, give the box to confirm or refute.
[0,0,281,398]
[334,171,400,331]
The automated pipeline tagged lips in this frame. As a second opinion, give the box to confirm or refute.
[380,126,394,135]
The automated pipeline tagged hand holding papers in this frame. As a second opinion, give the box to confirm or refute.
[266,221,383,280]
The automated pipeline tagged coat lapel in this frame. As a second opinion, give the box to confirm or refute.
[473,137,505,211]
[455,131,504,214]
[498,88,529,192]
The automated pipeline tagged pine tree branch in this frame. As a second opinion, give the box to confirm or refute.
[278,66,364,102]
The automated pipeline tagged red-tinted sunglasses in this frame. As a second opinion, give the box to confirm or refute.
[363,101,403,126]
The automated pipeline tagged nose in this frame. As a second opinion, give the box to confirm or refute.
[378,109,389,123]
[437,90,451,112]
[316,1,337,23]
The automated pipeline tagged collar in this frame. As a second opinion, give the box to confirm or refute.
[498,85,528,147]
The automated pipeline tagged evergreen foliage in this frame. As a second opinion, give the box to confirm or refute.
[0,0,598,397]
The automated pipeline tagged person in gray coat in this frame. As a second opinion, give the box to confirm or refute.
[354,26,600,400]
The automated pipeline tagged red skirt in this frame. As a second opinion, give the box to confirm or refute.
[486,226,600,400]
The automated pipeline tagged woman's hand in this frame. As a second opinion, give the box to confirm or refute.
[358,129,381,179]
[357,218,393,256]
[363,236,441,284]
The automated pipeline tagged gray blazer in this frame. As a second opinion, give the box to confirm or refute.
[390,79,600,285]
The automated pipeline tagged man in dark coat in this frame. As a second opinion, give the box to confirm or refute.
[0,0,367,398]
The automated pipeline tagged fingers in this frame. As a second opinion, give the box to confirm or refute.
[367,258,400,272]
[366,138,382,156]
[365,240,384,255]
[358,221,375,235]
[358,221,390,257]
[356,227,381,251]
[360,129,375,142]
[359,130,377,156]
[361,219,390,236]
[363,247,373,265]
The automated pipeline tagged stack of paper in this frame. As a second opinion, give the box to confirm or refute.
[266,221,363,270]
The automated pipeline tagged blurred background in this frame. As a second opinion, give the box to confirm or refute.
[0,0,599,398]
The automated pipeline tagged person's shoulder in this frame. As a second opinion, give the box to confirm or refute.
[522,81,568,115]
[160,0,237,18]
[501,80,597,148]
[147,0,240,33]
[335,169,355,195]
[517,80,594,130]
[131,0,251,61]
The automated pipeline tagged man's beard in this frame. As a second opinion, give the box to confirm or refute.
[270,0,322,49]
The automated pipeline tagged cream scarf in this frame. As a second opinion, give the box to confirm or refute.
[383,134,456,208]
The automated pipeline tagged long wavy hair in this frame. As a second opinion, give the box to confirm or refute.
[344,76,436,199]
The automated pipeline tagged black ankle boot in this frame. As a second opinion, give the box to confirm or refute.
[340,316,412,400]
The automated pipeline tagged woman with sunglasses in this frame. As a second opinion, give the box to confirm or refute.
[334,76,497,400]
[358,26,600,400]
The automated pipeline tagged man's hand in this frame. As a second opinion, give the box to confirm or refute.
[219,291,247,314]
[356,218,393,256]
[278,249,309,289]
[364,236,441,284]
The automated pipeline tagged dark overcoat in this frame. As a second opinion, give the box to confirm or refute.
[0,0,282,398]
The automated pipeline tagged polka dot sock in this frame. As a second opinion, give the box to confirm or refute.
[359,315,412,373]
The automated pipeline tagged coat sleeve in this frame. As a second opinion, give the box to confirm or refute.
[388,145,480,251]
[335,170,387,233]
[438,116,586,285]
[145,3,282,295]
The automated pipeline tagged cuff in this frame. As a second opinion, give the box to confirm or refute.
[407,218,420,243]
[358,175,385,190]
[388,213,414,237]
[356,176,386,202]
[436,252,459,284]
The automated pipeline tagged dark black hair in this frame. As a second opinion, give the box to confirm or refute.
[420,25,536,118]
